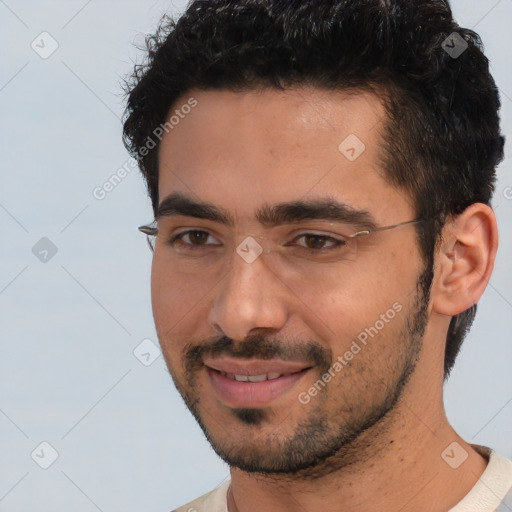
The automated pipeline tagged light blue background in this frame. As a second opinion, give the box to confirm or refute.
[0,1,511,510]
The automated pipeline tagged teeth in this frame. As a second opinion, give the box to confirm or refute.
[220,371,285,382]
[247,374,267,382]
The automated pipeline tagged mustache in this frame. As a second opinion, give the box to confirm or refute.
[183,333,333,373]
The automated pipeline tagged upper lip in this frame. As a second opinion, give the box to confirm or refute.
[203,356,312,376]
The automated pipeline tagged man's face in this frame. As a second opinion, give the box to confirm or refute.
[152,87,430,475]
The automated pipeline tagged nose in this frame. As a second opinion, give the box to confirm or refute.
[207,245,289,341]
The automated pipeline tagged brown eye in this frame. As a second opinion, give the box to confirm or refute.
[294,233,346,251]
[169,230,220,248]
[303,235,330,249]
[187,231,210,245]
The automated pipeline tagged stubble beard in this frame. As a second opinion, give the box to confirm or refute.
[164,268,431,479]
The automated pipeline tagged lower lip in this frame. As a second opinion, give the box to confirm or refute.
[207,368,310,408]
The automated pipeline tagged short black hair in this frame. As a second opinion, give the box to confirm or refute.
[122,0,504,380]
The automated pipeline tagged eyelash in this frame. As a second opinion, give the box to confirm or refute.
[168,230,346,253]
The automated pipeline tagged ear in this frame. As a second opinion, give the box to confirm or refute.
[431,203,498,316]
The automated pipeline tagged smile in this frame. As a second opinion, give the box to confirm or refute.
[219,371,292,382]
[203,357,313,407]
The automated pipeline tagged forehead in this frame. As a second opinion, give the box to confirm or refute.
[157,86,412,223]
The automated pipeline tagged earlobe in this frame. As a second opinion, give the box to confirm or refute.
[431,203,498,317]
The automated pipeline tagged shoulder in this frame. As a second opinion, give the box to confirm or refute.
[449,445,512,512]
[171,481,230,512]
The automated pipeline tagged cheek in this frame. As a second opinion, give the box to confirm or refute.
[151,256,206,322]
[294,263,412,345]
[150,256,217,365]
[151,259,174,327]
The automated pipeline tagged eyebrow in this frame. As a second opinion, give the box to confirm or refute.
[156,192,378,230]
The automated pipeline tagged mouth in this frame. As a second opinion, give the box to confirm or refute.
[204,357,313,408]
[217,371,294,382]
